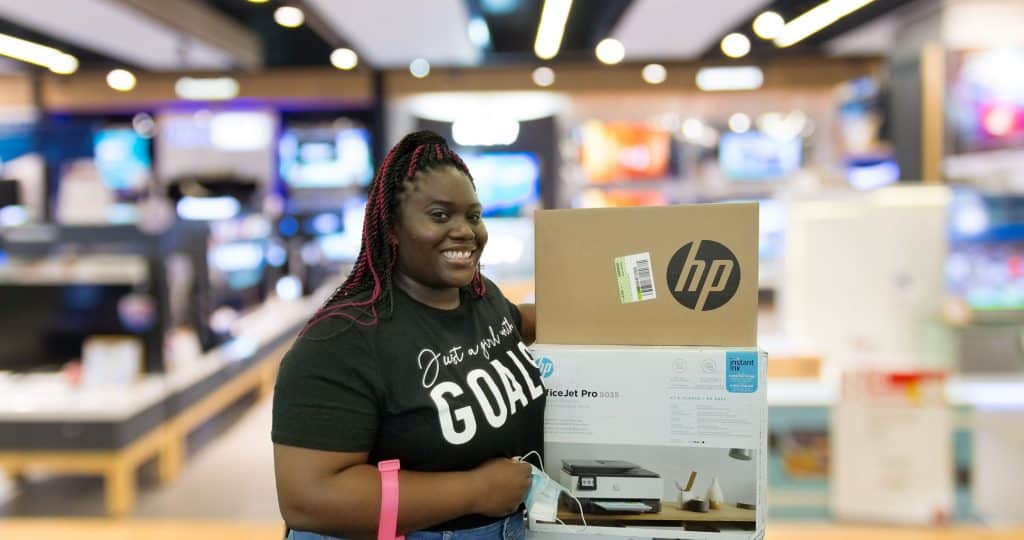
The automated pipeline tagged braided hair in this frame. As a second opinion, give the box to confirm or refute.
[300,130,485,335]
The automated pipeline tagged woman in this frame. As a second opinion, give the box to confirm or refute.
[273,130,545,540]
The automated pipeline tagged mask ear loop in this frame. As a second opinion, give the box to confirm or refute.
[555,491,588,532]
[517,450,544,471]
[516,451,587,531]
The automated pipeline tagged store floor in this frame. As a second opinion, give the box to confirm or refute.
[2,520,1022,540]
[1,393,1022,539]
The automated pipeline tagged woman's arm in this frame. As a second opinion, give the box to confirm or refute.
[517,303,535,345]
[274,444,530,540]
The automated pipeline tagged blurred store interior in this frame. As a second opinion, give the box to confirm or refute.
[1,0,1024,538]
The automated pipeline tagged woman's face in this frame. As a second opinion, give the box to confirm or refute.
[393,166,487,291]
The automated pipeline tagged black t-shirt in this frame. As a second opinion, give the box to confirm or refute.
[272,278,546,531]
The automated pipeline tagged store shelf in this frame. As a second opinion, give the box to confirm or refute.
[0,255,149,285]
[0,287,325,517]
[0,373,166,423]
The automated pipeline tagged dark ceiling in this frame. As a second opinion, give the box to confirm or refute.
[200,0,636,67]
[0,0,921,72]
[471,0,634,63]
[199,0,334,67]
[192,0,930,66]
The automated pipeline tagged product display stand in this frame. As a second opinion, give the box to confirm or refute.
[0,294,317,516]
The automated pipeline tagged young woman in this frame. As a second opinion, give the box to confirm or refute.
[273,130,545,540]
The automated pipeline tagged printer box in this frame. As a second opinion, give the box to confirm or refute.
[831,371,953,524]
[529,344,767,540]
[534,203,758,347]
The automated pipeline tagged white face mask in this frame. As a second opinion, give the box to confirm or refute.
[524,463,564,521]
[517,452,587,530]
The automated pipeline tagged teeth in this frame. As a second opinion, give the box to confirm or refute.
[443,250,472,260]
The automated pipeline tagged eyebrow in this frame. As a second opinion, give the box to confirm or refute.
[425,200,482,209]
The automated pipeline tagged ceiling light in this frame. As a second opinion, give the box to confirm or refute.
[468,17,491,48]
[48,53,79,75]
[682,118,704,142]
[757,111,807,141]
[721,33,751,58]
[534,0,573,60]
[680,118,719,147]
[409,58,430,78]
[246,0,269,3]
[532,66,555,87]
[175,76,240,100]
[330,48,358,70]
[452,116,520,146]
[757,112,783,132]
[729,113,751,133]
[0,32,78,74]
[641,63,666,84]
[696,66,764,91]
[775,0,875,47]
[786,111,808,137]
[132,113,156,138]
[407,92,564,123]
[274,6,304,28]
[106,69,136,92]
[595,38,625,65]
[753,11,785,39]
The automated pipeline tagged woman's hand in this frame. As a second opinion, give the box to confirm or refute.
[468,457,532,516]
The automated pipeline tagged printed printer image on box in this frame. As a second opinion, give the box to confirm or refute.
[528,345,768,540]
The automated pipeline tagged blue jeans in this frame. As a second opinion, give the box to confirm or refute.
[287,511,526,540]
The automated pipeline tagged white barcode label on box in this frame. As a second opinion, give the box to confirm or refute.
[614,252,657,304]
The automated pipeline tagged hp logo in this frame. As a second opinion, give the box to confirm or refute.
[537,357,555,379]
[665,240,740,311]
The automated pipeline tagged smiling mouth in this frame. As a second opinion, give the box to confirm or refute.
[441,250,475,261]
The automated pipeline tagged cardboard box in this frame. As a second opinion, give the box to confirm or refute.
[528,344,767,540]
[831,371,953,524]
[534,203,758,347]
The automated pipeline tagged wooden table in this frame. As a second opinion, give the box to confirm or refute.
[156,346,284,483]
[0,425,172,517]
